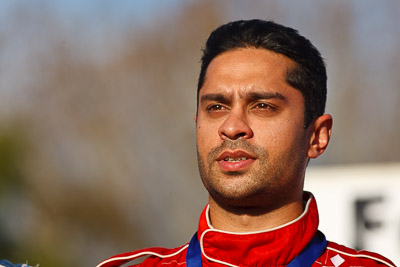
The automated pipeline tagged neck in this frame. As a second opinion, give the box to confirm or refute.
[208,196,304,232]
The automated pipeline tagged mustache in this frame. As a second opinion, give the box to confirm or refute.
[207,139,267,163]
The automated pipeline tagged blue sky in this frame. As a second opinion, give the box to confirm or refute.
[0,0,187,26]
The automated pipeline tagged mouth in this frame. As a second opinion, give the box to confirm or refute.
[216,150,256,172]
[217,150,255,161]
[223,157,249,162]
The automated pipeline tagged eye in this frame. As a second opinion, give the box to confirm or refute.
[205,104,229,118]
[251,102,278,116]
[207,104,226,111]
[254,102,272,110]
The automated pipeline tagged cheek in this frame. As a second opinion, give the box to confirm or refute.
[254,119,304,150]
[197,118,220,139]
[196,122,216,154]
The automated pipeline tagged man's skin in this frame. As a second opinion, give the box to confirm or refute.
[195,48,332,233]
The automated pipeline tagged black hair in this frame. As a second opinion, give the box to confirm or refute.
[197,19,327,128]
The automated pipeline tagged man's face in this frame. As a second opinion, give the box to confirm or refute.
[196,48,312,209]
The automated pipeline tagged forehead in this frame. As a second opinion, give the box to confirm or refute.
[200,48,297,97]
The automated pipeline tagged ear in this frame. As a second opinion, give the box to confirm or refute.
[194,114,198,123]
[308,114,333,159]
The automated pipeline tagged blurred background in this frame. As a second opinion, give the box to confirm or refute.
[0,0,399,266]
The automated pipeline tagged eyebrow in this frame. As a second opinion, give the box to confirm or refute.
[245,91,287,102]
[200,93,231,104]
[200,91,287,105]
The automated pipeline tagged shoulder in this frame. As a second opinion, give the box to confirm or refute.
[96,244,188,267]
[316,241,396,267]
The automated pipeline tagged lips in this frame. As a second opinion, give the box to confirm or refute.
[216,150,256,172]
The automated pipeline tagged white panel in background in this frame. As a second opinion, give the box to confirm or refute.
[304,162,400,265]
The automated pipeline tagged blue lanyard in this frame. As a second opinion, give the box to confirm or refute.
[186,230,326,267]
[186,232,202,267]
[0,260,33,267]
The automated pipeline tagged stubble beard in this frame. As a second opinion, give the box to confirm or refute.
[197,139,298,210]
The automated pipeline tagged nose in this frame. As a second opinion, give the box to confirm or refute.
[218,110,253,140]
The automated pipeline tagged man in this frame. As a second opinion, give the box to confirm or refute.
[97,20,395,267]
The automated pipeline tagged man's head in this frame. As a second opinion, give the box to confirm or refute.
[195,20,332,212]
[197,19,327,128]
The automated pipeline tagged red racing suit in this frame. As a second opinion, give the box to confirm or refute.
[97,192,395,267]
